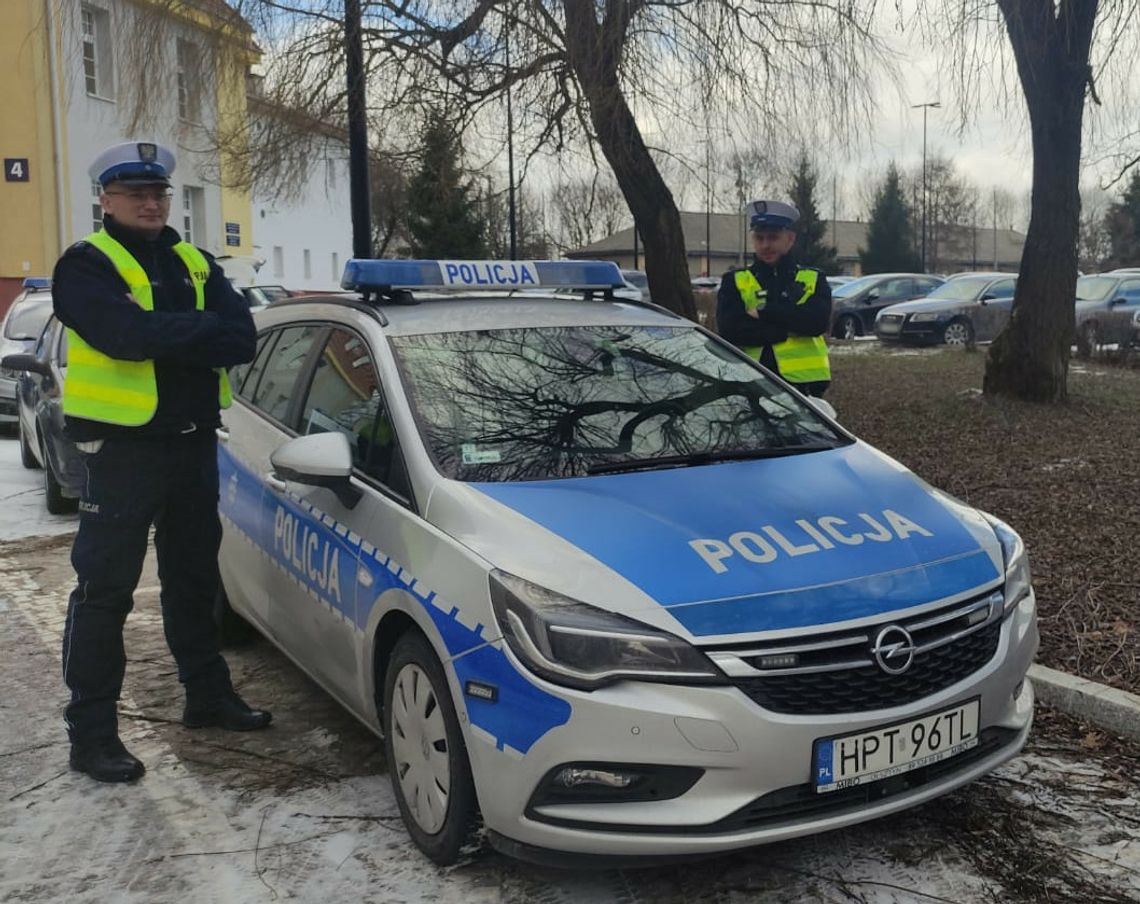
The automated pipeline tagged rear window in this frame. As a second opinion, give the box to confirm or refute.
[4,299,52,340]
[390,324,847,482]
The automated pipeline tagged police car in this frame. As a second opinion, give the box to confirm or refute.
[215,258,1037,865]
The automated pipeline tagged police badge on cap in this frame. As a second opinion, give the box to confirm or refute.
[748,199,800,231]
[88,140,177,188]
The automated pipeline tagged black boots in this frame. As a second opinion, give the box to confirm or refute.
[183,691,273,731]
[69,735,146,783]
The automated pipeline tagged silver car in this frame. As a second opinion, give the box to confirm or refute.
[0,284,54,427]
[216,259,1037,865]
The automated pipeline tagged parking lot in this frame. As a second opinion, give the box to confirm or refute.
[1,438,1138,904]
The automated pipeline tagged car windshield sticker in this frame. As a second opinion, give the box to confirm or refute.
[461,444,502,465]
[471,442,1001,636]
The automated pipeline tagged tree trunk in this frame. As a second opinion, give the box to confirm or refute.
[984,1,1099,402]
[562,0,697,321]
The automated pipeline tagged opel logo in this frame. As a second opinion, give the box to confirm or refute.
[872,625,916,675]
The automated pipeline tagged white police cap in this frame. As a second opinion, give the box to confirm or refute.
[747,200,800,231]
[89,141,176,188]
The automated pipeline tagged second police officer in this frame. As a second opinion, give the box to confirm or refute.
[716,200,833,397]
[53,141,272,784]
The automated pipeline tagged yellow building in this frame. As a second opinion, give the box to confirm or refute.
[0,0,259,310]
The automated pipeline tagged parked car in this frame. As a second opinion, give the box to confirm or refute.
[875,273,1019,346]
[1073,273,1140,356]
[1132,308,1140,347]
[830,273,945,339]
[827,275,856,288]
[213,257,1036,866]
[240,284,295,310]
[0,280,55,428]
[691,275,721,291]
[620,269,650,301]
[1,314,82,514]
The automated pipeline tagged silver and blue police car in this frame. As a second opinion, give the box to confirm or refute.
[215,259,1037,865]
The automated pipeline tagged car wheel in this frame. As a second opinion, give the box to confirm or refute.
[837,315,861,340]
[42,441,77,515]
[1076,321,1098,359]
[19,420,40,470]
[942,319,974,347]
[213,585,256,647]
[383,630,477,865]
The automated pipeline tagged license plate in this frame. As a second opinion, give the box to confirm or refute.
[813,698,980,794]
[877,320,901,333]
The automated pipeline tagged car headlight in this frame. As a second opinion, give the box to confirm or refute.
[908,312,943,322]
[982,514,1032,616]
[489,570,726,690]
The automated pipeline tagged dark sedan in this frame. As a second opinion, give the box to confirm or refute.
[1073,273,1140,356]
[874,273,1018,346]
[2,314,82,514]
[830,273,944,339]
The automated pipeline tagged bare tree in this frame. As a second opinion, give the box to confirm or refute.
[914,1,1139,402]
[549,174,627,253]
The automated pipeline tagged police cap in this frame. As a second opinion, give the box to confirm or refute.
[747,200,800,232]
[89,141,176,189]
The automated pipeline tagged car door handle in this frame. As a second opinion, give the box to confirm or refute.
[216,427,230,443]
[265,474,288,493]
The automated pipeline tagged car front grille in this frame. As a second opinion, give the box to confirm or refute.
[706,590,1005,715]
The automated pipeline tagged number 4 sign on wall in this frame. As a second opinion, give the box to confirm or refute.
[5,159,30,182]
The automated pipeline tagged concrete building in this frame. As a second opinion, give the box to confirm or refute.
[0,0,351,309]
[566,211,1026,278]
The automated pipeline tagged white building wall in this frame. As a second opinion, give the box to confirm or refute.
[56,0,230,254]
[251,142,352,293]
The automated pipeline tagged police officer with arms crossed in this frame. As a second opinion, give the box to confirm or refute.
[53,141,271,784]
[716,200,832,397]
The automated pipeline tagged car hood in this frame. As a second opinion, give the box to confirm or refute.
[427,442,1003,641]
[879,297,977,316]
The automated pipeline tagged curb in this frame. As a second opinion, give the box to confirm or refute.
[1030,663,1140,743]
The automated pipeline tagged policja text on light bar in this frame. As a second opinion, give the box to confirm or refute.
[340,259,624,292]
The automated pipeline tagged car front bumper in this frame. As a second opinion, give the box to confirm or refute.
[466,592,1038,859]
[0,376,18,423]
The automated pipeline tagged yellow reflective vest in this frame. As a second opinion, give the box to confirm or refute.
[63,230,233,426]
[734,267,831,384]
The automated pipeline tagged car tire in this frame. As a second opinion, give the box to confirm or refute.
[942,318,974,347]
[836,315,861,340]
[1076,321,1098,359]
[41,441,77,515]
[19,420,40,470]
[383,630,477,865]
[213,585,256,647]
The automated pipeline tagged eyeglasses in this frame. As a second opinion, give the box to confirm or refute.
[105,187,174,203]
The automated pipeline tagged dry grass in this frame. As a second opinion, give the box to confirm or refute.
[827,342,1140,696]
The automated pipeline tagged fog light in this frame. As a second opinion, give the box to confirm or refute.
[554,767,635,789]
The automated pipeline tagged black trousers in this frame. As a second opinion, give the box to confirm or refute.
[795,380,831,398]
[62,431,232,742]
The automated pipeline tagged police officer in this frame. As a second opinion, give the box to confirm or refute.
[53,141,271,784]
[716,200,832,396]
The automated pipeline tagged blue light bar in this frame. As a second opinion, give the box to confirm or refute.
[341,259,624,293]
[22,277,51,290]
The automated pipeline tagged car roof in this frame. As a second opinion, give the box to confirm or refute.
[262,292,685,337]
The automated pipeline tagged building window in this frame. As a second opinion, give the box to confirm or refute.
[303,249,312,280]
[91,181,103,233]
[181,186,204,245]
[176,40,202,123]
[272,246,284,278]
[81,5,114,99]
[331,252,339,282]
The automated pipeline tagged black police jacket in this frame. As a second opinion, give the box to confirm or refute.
[52,215,257,441]
[715,256,832,373]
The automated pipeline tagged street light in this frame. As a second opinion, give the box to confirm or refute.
[911,101,940,273]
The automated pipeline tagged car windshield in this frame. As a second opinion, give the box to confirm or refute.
[4,298,52,340]
[1075,276,1118,301]
[832,275,885,298]
[389,324,848,482]
[924,277,992,301]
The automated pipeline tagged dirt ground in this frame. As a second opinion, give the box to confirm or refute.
[827,344,1140,699]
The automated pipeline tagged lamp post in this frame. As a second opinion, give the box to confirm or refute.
[911,101,940,273]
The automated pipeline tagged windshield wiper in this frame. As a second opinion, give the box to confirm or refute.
[585,442,843,475]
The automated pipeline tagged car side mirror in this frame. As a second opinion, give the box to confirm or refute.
[1,353,50,377]
[806,396,838,421]
[1109,296,1125,306]
[865,291,879,302]
[270,432,361,508]
[978,294,994,303]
